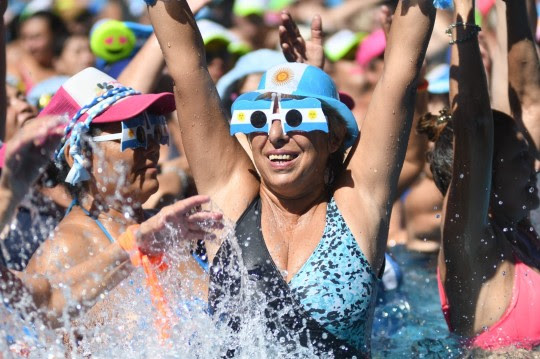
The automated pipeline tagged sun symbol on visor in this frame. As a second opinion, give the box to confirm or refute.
[272,68,294,86]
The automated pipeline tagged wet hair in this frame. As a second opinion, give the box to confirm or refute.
[254,93,350,188]
[420,108,516,195]
[52,128,101,199]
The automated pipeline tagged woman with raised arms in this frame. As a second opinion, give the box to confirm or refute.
[146,0,435,356]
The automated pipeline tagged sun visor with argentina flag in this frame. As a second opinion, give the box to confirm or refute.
[231,62,359,148]
[120,112,169,151]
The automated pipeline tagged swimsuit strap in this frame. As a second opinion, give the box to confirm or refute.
[64,198,115,244]
[65,199,207,270]
[192,252,209,272]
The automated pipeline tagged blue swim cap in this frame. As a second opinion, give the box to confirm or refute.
[234,63,359,148]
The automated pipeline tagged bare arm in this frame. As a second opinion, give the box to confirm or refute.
[506,0,540,157]
[347,0,436,226]
[397,89,429,197]
[147,1,258,221]
[25,233,132,327]
[440,0,493,297]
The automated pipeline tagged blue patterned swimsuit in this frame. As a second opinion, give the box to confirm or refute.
[289,197,378,351]
[209,197,378,358]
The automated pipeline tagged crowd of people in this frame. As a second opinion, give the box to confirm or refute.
[0,0,539,357]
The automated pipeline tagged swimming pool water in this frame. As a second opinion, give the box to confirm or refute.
[372,246,463,358]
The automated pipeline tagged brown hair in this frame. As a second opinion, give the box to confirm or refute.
[417,108,454,194]
[421,109,517,195]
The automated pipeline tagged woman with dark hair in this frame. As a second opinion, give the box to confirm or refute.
[147,0,435,356]
[427,0,540,350]
[7,11,68,94]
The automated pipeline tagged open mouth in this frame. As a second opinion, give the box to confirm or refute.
[268,154,298,163]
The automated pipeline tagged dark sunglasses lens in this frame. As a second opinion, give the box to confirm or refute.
[154,126,161,143]
[285,110,302,127]
[250,111,267,128]
[136,126,146,144]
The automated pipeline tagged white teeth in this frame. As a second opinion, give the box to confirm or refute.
[269,154,295,161]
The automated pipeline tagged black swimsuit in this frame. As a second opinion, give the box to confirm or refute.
[208,197,368,358]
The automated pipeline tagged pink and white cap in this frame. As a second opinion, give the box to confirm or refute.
[39,67,175,125]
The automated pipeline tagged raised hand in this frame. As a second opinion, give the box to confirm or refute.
[279,11,325,69]
[0,116,65,200]
[136,195,224,256]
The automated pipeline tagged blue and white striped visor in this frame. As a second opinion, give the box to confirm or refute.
[230,94,328,135]
[92,112,169,151]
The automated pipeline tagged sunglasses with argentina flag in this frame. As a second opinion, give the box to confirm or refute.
[92,111,169,151]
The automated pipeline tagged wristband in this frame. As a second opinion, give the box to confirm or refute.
[117,224,173,340]
[117,225,168,271]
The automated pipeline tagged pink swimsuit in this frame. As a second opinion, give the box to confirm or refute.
[437,258,540,350]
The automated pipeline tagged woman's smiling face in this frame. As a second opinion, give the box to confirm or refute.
[247,96,335,198]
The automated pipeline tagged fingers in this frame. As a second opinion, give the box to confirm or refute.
[168,194,211,216]
[187,211,223,224]
[310,15,323,46]
[279,25,295,61]
[281,10,303,45]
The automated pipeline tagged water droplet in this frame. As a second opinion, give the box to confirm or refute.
[435,214,441,218]
[522,205,527,209]
[167,42,171,48]
[459,173,464,179]
[97,167,103,174]
[529,187,535,193]
[503,227,508,232]
[455,213,460,218]
[498,200,503,205]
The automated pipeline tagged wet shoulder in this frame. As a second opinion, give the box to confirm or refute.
[26,213,109,275]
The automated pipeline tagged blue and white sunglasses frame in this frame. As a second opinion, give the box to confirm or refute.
[230,93,329,136]
[92,111,169,151]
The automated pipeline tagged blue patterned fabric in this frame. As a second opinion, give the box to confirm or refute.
[288,197,378,351]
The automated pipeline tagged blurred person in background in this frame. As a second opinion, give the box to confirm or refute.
[6,10,67,94]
